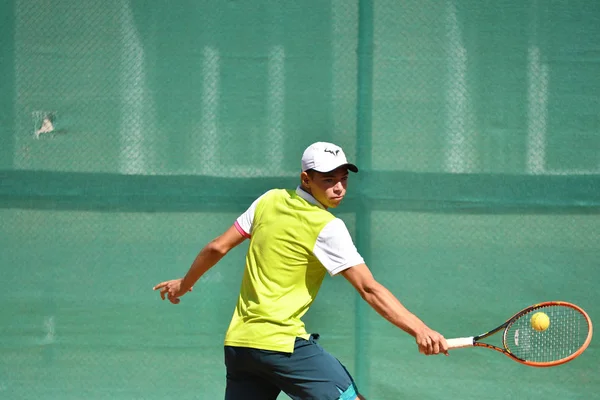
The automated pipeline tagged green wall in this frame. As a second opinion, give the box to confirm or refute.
[1,1,599,399]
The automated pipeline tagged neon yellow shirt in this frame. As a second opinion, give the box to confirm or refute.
[224,189,337,353]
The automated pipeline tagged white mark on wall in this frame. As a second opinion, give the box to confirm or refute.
[197,46,221,173]
[119,1,151,174]
[526,46,549,175]
[266,45,285,170]
[40,315,56,345]
[444,0,475,173]
[331,0,356,146]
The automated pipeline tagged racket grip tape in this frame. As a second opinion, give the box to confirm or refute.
[446,337,475,349]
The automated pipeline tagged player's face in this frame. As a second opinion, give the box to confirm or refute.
[305,167,349,209]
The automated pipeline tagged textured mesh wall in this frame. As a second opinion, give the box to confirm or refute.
[1,1,599,399]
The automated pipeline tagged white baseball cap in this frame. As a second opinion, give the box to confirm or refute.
[301,142,358,173]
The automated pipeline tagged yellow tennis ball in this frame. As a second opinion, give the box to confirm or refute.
[531,312,550,331]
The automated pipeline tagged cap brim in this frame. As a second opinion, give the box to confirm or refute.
[345,163,359,173]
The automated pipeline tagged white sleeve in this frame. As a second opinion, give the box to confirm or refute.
[235,191,270,237]
[313,218,365,276]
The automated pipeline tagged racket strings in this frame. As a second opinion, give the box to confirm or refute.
[504,305,589,363]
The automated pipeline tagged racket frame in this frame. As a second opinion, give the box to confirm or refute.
[447,301,593,367]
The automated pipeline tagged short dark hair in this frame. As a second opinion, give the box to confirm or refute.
[304,168,317,177]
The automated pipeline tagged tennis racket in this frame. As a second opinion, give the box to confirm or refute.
[447,301,593,367]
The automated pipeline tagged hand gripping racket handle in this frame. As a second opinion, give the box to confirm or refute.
[446,337,475,349]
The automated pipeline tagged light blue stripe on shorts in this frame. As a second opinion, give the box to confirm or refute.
[338,382,358,400]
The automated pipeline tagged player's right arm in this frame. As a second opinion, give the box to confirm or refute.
[180,224,247,291]
[341,263,448,356]
[153,224,246,304]
[153,191,269,304]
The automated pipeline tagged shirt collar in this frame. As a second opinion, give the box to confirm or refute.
[295,186,326,209]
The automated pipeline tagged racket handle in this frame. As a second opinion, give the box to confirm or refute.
[447,337,475,349]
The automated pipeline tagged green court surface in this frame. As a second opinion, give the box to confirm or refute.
[1,1,599,399]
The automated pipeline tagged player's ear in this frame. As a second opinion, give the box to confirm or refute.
[300,171,311,187]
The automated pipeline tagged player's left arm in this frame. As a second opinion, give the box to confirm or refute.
[153,224,246,304]
[341,264,448,355]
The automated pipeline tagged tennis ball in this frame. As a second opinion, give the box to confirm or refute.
[531,312,550,331]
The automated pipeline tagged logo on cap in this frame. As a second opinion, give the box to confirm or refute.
[324,148,340,156]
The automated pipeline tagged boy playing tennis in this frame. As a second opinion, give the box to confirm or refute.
[154,142,448,400]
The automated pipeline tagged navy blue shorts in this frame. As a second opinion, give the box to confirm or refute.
[224,334,358,400]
